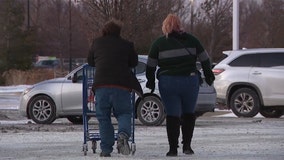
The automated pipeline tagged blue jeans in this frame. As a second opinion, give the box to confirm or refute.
[158,75,199,117]
[95,87,132,154]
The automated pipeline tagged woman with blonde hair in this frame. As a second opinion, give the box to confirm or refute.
[146,14,215,156]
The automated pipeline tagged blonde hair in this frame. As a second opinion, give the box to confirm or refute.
[162,14,182,37]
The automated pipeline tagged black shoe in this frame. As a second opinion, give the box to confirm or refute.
[117,132,131,155]
[166,151,177,157]
[166,148,177,157]
[183,146,194,155]
[100,152,111,157]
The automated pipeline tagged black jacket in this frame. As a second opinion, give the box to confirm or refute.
[87,35,143,97]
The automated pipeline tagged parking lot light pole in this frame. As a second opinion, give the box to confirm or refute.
[69,0,72,72]
[233,0,239,50]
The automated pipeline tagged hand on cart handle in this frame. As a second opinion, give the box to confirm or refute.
[146,81,155,94]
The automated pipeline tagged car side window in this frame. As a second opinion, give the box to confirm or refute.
[229,54,259,67]
[259,53,284,67]
[71,67,95,83]
[75,69,84,82]
[135,61,146,74]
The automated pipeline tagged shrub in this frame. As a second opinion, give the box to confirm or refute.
[2,68,68,85]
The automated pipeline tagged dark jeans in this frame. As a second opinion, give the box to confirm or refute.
[95,87,132,154]
[158,75,199,117]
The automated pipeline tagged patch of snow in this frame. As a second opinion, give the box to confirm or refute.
[213,112,265,118]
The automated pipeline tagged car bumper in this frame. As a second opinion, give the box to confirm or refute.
[18,94,30,118]
[216,97,226,105]
[196,92,217,112]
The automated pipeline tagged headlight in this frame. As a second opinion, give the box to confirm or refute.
[23,87,34,95]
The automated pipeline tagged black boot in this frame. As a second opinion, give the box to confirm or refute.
[166,116,180,157]
[181,113,196,155]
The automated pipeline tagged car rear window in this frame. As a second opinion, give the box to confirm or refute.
[229,52,284,68]
[259,53,284,67]
[229,54,259,67]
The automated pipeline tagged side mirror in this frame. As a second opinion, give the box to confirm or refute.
[72,72,78,83]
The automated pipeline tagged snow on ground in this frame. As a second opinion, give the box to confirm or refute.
[1,118,284,160]
[1,86,284,160]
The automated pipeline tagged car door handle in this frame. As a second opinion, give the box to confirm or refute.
[252,72,262,75]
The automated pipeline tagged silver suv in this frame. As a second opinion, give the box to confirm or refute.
[213,48,284,118]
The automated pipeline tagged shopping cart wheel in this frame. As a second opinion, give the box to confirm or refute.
[92,141,97,153]
[131,143,136,155]
[83,143,88,156]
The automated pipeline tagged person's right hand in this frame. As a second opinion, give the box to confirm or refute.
[146,81,155,93]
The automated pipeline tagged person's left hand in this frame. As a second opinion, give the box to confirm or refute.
[205,76,215,86]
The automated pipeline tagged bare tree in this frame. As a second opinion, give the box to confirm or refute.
[261,0,284,47]
[239,0,284,48]
[0,0,34,71]
[192,0,232,62]
[239,0,260,48]
[27,0,88,62]
[80,0,188,53]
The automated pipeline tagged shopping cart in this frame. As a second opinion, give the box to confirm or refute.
[81,64,136,156]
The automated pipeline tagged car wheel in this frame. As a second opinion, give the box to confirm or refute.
[67,116,91,124]
[67,116,83,124]
[28,95,56,124]
[137,95,165,126]
[259,108,283,118]
[230,88,260,117]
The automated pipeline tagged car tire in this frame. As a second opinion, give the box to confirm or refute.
[137,95,165,126]
[28,95,56,124]
[67,116,91,124]
[67,116,84,124]
[230,88,260,117]
[259,108,283,118]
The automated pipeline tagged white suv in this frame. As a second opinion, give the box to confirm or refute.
[213,48,284,118]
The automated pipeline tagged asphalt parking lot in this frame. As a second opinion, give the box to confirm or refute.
[0,110,284,160]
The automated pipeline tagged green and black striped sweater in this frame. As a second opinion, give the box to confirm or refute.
[146,31,213,85]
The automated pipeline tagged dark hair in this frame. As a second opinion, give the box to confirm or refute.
[102,20,122,37]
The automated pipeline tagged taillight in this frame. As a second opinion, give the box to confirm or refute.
[213,68,224,75]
